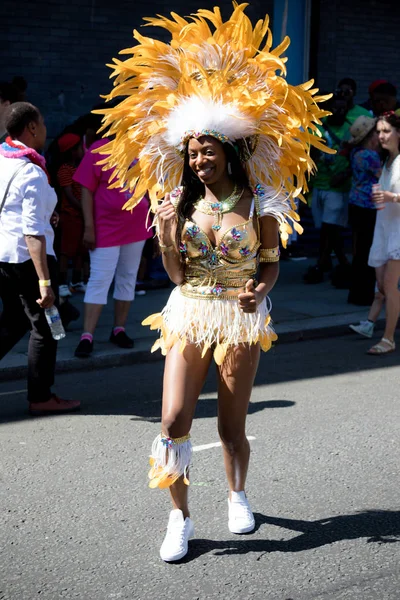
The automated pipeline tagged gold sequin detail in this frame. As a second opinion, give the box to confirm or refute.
[259,247,280,263]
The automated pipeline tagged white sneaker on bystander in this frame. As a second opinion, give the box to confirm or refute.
[59,284,72,298]
[349,320,374,338]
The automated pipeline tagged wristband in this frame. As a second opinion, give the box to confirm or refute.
[393,193,399,203]
[38,279,51,287]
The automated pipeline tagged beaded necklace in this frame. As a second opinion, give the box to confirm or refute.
[193,185,244,231]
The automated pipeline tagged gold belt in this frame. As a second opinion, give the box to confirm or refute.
[185,276,249,288]
[180,286,244,300]
[180,278,258,300]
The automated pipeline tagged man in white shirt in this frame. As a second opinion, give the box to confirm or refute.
[0,102,80,415]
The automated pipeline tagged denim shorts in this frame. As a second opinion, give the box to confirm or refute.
[311,188,348,228]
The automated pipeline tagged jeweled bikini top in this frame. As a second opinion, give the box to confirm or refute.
[170,188,260,300]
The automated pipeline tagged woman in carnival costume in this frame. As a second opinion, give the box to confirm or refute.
[96,4,332,561]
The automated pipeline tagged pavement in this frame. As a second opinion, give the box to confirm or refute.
[0,257,384,381]
[1,336,399,599]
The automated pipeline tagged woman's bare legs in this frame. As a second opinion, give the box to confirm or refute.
[161,342,213,518]
[368,265,385,322]
[368,261,400,352]
[217,343,260,496]
[382,260,400,342]
[367,293,385,322]
[82,303,103,335]
[114,299,131,328]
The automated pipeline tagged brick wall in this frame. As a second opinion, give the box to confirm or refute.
[315,0,400,101]
[0,0,273,137]
[3,0,398,138]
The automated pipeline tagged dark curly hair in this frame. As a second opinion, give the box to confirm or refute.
[174,140,250,253]
[4,102,40,138]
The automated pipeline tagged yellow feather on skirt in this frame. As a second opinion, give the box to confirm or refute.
[142,286,277,365]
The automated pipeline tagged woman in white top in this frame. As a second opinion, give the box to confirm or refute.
[368,112,400,354]
[0,102,80,414]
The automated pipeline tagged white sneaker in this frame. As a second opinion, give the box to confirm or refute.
[228,491,255,534]
[59,284,72,298]
[70,281,87,293]
[349,320,374,338]
[160,509,194,562]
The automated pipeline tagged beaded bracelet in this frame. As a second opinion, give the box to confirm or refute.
[259,247,280,263]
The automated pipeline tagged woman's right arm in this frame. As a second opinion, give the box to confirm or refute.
[21,170,55,307]
[81,187,96,250]
[157,196,185,285]
[25,235,55,308]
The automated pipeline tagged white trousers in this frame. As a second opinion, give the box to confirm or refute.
[84,241,145,305]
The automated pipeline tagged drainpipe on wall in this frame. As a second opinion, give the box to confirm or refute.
[272,0,312,85]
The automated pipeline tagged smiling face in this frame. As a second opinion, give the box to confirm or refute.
[187,136,229,185]
[377,119,400,154]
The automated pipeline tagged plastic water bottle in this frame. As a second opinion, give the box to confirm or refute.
[44,306,66,340]
[371,182,384,210]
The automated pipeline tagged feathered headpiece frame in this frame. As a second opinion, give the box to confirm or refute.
[95,3,333,212]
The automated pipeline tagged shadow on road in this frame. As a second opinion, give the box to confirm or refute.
[180,509,400,562]
[0,334,399,424]
[130,398,295,424]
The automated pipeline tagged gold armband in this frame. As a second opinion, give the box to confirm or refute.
[159,243,175,254]
[38,279,51,287]
[259,247,280,263]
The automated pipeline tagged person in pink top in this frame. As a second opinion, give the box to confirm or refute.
[73,132,152,357]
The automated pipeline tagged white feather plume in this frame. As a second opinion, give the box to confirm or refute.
[165,96,257,149]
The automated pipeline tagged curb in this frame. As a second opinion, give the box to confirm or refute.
[0,318,385,383]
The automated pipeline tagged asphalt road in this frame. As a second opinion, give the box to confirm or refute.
[0,335,399,600]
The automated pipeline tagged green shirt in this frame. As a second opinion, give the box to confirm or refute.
[311,104,370,192]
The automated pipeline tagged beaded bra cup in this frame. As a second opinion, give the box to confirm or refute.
[180,214,260,300]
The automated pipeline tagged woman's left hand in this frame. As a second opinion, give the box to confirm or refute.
[238,279,261,313]
[50,211,59,227]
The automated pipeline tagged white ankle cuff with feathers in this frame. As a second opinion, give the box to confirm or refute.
[148,433,192,489]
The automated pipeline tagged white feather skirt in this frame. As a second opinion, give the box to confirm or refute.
[142,286,278,365]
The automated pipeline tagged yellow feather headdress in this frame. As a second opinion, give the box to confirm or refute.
[95,3,333,212]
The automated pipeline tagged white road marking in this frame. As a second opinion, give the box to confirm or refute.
[0,389,27,397]
[193,435,256,452]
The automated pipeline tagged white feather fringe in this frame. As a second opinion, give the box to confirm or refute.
[149,434,192,487]
[165,96,257,149]
[252,184,303,243]
[161,287,273,347]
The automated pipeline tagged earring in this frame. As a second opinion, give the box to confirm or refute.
[227,162,232,175]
